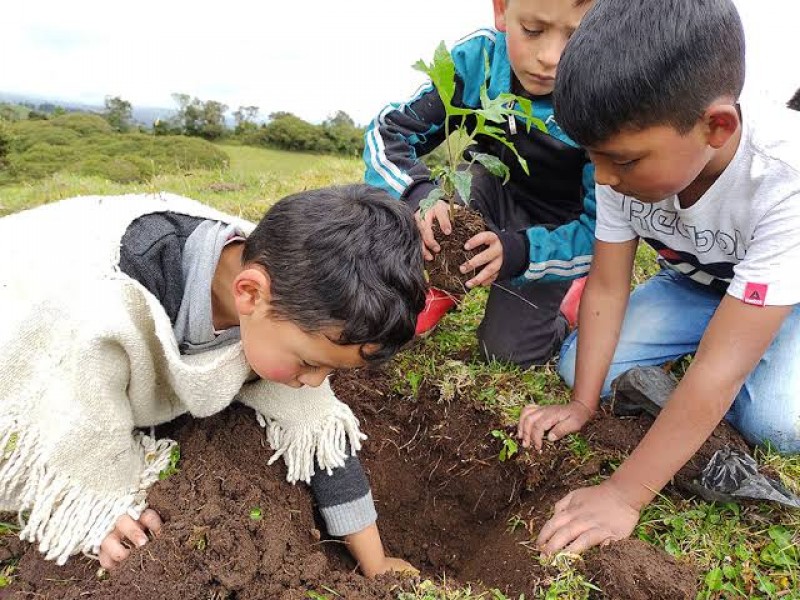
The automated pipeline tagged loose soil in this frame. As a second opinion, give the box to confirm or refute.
[4,363,755,599]
[427,206,486,295]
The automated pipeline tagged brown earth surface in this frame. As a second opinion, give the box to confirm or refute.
[1,363,751,599]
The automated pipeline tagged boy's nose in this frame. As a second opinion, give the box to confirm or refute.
[299,367,334,388]
[537,37,565,71]
[594,163,621,187]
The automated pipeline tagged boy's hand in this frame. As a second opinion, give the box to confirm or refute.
[98,508,162,570]
[536,481,640,555]
[415,201,452,260]
[372,556,420,577]
[517,401,594,451]
[461,231,503,288]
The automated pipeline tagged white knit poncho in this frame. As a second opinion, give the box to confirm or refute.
[0,193,364,564]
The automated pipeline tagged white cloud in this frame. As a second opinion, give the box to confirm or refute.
[2,0,797,125]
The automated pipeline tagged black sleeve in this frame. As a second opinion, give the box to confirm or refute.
[118,212,206,323]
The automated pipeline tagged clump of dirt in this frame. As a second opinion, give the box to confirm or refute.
[7,408,403,600]
[4,364,731,599]
[583,539,698,600]
[427,206,486,294]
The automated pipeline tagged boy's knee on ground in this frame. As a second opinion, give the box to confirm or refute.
[729,398,800,455]
[477,317,566,368]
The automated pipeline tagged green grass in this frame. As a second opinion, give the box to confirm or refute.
[0,144,362,221]
[1,144,799,599]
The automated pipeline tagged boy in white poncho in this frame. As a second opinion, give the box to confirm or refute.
[0,184,426,576]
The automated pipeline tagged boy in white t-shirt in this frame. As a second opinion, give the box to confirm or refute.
[516,0,800,555]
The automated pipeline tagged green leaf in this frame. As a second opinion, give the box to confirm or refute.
[418,187,446,218]
[481,130,531,176]
[664,538,680,557]
[722,564,738,580]
[478,87,511,124]
[413,41,456,111]
[249,507,263,521]
[451,170,473,206]
[472,152,510,184]
[705,567,723,591]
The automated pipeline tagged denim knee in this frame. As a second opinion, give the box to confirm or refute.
[728,388,800,454]
[557,331,578,388]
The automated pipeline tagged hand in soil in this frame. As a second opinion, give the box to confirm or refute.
[536,481,639,555]
[98,508,162,570]
[373,556,420,577]
[461,231,503,288]
[517,400,595,451]
[415,201,452,260]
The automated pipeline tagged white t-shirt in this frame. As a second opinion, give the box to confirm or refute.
[595,105,800,307]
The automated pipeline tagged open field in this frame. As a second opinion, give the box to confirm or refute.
[1,145,799,599]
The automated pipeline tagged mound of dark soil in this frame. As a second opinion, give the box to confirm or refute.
[427,206,486,294]
[3,363,747,599]
[583,539,698,600]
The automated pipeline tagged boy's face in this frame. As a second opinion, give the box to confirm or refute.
[234,266,376,388]
[587,123,716,203]
[241,313,373,388]
[493,0,592,96]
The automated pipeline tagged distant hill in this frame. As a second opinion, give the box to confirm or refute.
[0,91,175,126]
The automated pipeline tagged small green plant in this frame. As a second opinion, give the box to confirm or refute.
[506,514,527,534]
[249,507,263,521]
[189,526,209,552]
[413,42,545,218]
[307,587,341,599]
[0,565,16,589]
[158,444,181,480]
[491,429,519,462]
[407,370,423,397]
[565,433,591,461]
[0,519,20,536]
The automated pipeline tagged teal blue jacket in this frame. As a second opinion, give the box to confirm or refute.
[364,29,596,283]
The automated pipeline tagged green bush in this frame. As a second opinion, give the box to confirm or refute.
[0,121,10,166]
[241,112,365,156]
[3,113,228,183]
[74,156,146,183]
[50,113,114,135]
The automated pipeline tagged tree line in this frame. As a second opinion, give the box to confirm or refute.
[107,94,365,157]
[0,94,366,159]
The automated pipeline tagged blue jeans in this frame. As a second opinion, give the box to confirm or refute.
[558,269,800,454]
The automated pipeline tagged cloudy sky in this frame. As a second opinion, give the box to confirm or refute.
[2,1,798,125]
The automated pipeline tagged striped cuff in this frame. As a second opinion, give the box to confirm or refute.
[319,491,378,537]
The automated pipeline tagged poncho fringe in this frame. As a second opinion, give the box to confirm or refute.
[1,421,176,565]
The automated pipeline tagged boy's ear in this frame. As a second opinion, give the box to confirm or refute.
[704,103,740,150]
[233,266,272,317]
[492,0,508,32]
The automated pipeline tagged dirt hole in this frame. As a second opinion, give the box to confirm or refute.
[2,365,717,599]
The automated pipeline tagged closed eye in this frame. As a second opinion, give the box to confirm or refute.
[614,158,640,168]
[521,26,543,37]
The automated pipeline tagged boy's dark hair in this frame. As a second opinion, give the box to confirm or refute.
[243,184,426,363]
[789,88,800,112]
[553,0,746,147]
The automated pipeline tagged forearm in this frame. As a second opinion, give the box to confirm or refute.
[608,297,791,509]
[344,523,387,577]
[572,274,630,410]
[609,362,740,508]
